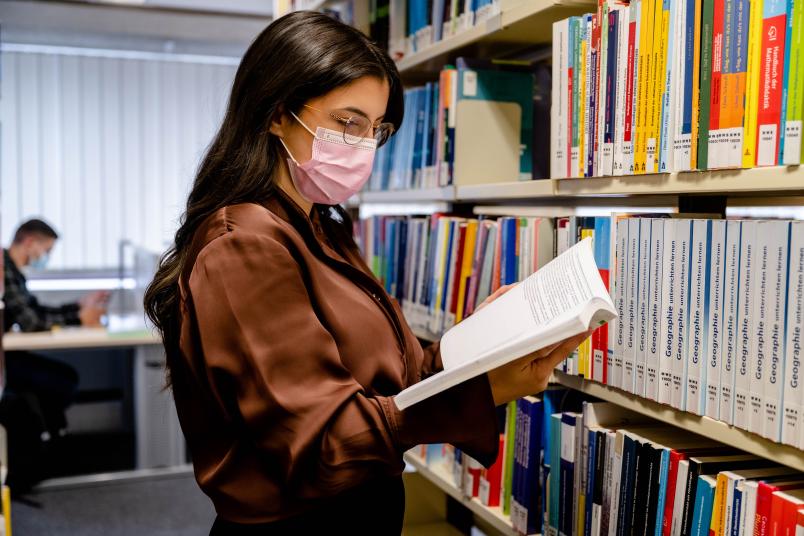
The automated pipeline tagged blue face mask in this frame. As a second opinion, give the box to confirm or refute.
[29,252,49,271]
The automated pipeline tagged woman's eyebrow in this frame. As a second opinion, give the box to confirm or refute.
[343,106,385,122]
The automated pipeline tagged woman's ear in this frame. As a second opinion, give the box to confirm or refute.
[268,107,289,138]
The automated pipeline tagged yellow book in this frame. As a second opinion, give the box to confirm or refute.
[455,220,478,324]
[2,485,10,536]
[635,0,655,174]
[649,0,669,173]
[742,0,763,168]
[710,473,730,536]
[691,0,703,169]
[579,32,588,177]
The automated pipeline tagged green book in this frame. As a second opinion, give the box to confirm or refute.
[782,0,804,164]
[697,0,717,169]
[502,400,517,516]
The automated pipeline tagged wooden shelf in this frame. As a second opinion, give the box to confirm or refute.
[362,186,456,202]
[396,0,593,79]
[552,371,804,473]
[360,167,804,204]
[403,452,526,536]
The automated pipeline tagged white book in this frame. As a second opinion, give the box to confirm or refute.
[739,481,760,536]
[659,0,679,173]
[720,221,742,426]
[734,220,758,430]
[686,220,711,416]
[670,459,690,536]
[598,8,611,177]
[613,4,630,176]
[658,219,678,406]
[613,218,629,389]
[395,239,617,409]
[646,219,665,401]
[672,219,693,411]
[607,217,620,384]
[749,223,772,436]
[635,218,652,397]
[783,221,804,447]
[634,218,651,396]
[608,430,626,536]
[671,0,692,172]
[553,20,570,178]
[761,220,791,441]
[705,220,727,420]
[602,430,617,536]
[623,218,641,393]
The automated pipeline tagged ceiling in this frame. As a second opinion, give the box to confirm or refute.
[84,0,272,16]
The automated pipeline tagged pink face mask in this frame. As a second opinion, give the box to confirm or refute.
[279,111,377,205]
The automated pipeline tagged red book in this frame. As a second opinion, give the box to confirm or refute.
[755,5,788,166]
[770,490,804,536]
[449,224,468,317]
[662,450,687,536]
[624,12,637,171]
[758,483,804,536]
[480,435,506,507]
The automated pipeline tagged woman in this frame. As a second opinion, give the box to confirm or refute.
[145,11,588,535]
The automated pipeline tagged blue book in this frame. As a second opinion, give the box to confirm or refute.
[616,432,638,536]
[690,475,716,536]
[504,218,518,285]
[654,448,672,536]
[419,83,433,176]
[584,429,598,536]
[778,0,796,162]
[524,396,544,535]
[396,219,408,301]
[438,220,456,320]
[514,399,525,515]
[731,483,743,536]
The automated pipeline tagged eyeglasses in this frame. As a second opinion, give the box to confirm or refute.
[303,104,395,147]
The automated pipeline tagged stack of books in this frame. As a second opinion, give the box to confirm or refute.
[551,0,804,178]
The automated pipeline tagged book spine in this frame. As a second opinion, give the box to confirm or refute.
[707,0,726,168]
[635,0,654,174]
[743,0,765,167]
[660,0,679,173]
[670,460,690,536]
[677,0,698,171]
[673,219,693,411]
[614,5,630,176]
[554,20,570,178]
[646,219,665,401]
[663,452,683,536]
[637,218,652,397]
[603,9,618,176]
[614,218,630,389]
[550,414,563,536]
[602,432,617,536]
[782,0,804,164]
[711,473,730,536]
[594,217,612,384]
[755,0,788,166]
[560,414,577,536]
[647,0,666,173]
[689,0,704,169]
[625,1,640,174]
[724,0,750,168]
[734,220,758,430]
[749,222,772,437]
[610,432,625,536]
[686,220,711,415]
[755,483,775,536]
[697,0,715,168]
[570,17,580,178]
[778,0,796,163]
[624,218,641,393]
[503,400,517,515]
[654,449,672,536]
[762,221,791,441]
[721,220,743,425]
[739,482,759,536]
[783,221,804,447]
[581,15,591,177]
[659,219,678,406]
[706,220,727,420]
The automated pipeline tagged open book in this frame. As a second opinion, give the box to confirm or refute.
[394,238,617,410]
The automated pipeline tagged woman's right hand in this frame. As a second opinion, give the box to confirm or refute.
[486,329,594,406]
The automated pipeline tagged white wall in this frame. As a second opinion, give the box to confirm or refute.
[1,44,238,269]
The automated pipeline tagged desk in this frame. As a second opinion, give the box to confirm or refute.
[2,328,185,472]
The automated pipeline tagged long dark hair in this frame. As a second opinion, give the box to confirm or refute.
[144,11,404,385]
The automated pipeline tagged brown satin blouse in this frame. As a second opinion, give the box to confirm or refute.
[172,191,499,524]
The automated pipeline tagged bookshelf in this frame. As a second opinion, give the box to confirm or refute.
[409,328,804,473]
[396,0,593,78]
[552,371,804,473]
[403,452,528,536]
[361,166,804,204]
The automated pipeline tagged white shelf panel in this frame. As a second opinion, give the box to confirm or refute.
[456,180,554,200]
[552,371,804,472]
[555,166,804,196]
[361,186,456,203]
[403,452,527,536]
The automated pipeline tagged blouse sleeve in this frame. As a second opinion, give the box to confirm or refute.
[188,231,499,500]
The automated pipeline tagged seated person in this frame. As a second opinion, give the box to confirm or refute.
[1,220,110,488]
[4,219,107,332]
